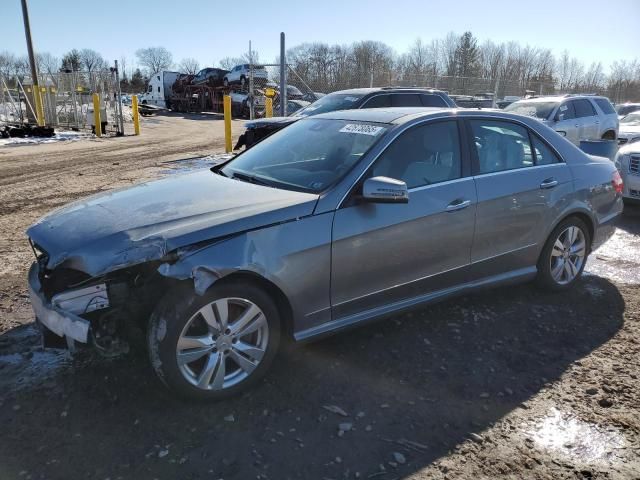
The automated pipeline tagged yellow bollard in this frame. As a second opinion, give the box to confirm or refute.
[34,84,45,127]
[132,95,140,136]
[92,93,102,137]
[265,97,273,118]
[224,95,232,153]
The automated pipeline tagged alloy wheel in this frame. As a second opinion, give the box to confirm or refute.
[549,226,587,285]
[176,297,269,391]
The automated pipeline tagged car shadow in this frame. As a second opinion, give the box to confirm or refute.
[0,276,625,479]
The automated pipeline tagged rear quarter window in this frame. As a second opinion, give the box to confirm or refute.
[421,95,448,107]
[593,98,616,115]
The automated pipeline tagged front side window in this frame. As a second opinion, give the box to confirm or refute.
[556,102,576,121]
[370,120,461,188]
[221,119,388,193]
[470,120,534,174]
[391,94,422,107]
[574,99,596,118]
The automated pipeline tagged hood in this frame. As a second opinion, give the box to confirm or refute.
[246,116,299,129]
[619,125,640,138]
[27,170,318,276]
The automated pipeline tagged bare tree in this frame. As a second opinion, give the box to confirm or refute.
[135,47,173,75]
[36,52,60,76]
[178,57,200,74]
[79,49,106,72]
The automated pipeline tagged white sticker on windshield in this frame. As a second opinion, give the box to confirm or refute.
[343,96,359,102]
[339,124,384,136]
[560,105,568,111]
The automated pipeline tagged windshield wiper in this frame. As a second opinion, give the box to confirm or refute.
[231,171,272,187]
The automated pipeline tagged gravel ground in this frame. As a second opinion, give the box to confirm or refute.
[0,114,638,480]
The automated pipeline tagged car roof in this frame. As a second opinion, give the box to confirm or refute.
[311,107,547,126]
[328,87,447,96]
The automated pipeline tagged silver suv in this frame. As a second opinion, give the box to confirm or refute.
[505,95,619,145]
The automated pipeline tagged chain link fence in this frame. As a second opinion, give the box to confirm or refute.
[1,70,128,134]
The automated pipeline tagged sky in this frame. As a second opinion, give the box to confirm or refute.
[3,0,639,72]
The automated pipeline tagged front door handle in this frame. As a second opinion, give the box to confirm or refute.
[540,178,558,189]
[445,199,471,212]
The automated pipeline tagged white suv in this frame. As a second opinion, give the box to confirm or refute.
[223,64,268,88]
[504,95,619,145]
[615,143,640,204]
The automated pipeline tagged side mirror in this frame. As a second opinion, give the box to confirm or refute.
[362,176,409,204]
[555,113,564,122]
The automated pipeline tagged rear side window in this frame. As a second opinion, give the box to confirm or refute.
[392,94,422,107]
[594,98,615,115]
[469,120,534,174]
[362,95,391,108]
[531,135,561,165]
[421,94,448,107]
[574,99,596,118]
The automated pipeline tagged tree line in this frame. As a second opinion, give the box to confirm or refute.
[1,32,639,101]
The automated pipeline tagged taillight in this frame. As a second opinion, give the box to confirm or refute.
[612,170,624,194]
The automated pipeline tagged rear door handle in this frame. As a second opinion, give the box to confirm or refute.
[445,199,471,212]
[540,178,558,189]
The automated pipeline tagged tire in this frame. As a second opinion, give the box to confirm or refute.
[223,78,229,87]
[148,281,281,400]
[240,76,246,88]
[536,217,591,292]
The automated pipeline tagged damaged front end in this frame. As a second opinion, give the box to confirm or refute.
[27,243,166,355]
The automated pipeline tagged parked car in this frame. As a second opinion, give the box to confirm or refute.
[26,108,623,399]
[223,64,269,87]
[504,95,619,145]
[229,92,266,119]
[234,87,457,149]
[191,68,229,87]
[616,103,640,119]
[615,143,640,204]
[284,99,310,115]
[617,112,640,146]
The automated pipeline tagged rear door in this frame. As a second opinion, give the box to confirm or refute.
[467,118,573,278]
[331,119,476,319]
[574,99,599,141]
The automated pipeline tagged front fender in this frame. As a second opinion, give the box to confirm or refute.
[158,212,335,333]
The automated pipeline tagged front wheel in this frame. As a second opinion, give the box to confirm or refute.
[536,217,591,291]
[148,281,281,400]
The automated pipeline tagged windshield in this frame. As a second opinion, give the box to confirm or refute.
[621,113,640,126]
[617,105,640,117]
[292,93,364,118]
[504,101,558,119]
[221,118,388,193]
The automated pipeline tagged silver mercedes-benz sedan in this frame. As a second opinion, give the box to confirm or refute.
[26,108,624,399]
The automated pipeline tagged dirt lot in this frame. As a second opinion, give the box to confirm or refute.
[0,114,639,480]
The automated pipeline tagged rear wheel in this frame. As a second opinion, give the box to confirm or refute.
[148,281,281,400]
[223,78,229,87]
[536,217,590,291]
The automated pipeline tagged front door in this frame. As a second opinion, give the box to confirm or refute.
[331,120,477,319]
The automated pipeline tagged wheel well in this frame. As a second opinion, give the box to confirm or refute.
[602,130,616,140]
[562,212,595,247]
[217,272,294,338]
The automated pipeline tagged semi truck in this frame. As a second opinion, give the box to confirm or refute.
[138,71,181,109]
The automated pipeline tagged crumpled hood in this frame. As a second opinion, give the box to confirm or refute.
[27,170,318,276]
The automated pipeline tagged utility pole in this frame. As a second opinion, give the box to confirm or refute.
[279,32,286,117]
[20,0,45,126]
